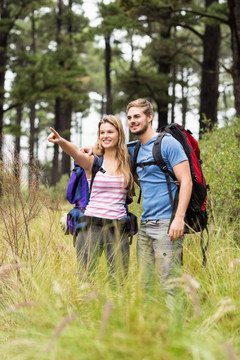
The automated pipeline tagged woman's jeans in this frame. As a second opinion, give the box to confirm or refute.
[76,217,130,283]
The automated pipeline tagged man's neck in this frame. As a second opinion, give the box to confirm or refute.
[138,128,158,145]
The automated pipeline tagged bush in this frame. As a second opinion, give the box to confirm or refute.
[200,119,240,223]
[48,174,70,203]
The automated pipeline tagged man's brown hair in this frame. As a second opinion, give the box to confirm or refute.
[126,98,153,117]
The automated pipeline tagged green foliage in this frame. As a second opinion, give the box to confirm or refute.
[200,119,240,222]
[3,123,23,136]
[50,174,71,203]
[205,1,229,25]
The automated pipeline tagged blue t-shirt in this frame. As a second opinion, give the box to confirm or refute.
[135,134,187,220]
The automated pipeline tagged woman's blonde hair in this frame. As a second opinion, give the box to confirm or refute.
[94,115,133,194]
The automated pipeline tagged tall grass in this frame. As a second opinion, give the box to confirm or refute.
[0,122,239,360]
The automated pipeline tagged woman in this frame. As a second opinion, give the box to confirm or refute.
[48,115,134,282]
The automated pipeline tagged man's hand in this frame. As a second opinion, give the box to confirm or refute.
[79,147,93,155]
[168,216,185,241]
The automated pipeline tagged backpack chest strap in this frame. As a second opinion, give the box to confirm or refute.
[135,160,156,168]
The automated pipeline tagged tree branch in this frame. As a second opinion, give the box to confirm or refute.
[177,24,203,40]
[176,8,229,26]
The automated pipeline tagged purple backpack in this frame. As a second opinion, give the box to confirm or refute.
[66,155,104,236]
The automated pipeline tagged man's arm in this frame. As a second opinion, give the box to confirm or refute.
[168,160,192,241]
[80,144,141,185]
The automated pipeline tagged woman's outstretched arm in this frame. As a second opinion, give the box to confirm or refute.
[48,127,94,172]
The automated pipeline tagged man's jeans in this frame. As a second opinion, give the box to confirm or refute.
[137,219,183,290]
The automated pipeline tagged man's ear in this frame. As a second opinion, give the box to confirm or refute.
[148,114,153,123]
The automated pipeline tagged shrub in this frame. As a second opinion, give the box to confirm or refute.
[200,119,240,223]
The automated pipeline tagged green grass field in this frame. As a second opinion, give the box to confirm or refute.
[0,121,239,360]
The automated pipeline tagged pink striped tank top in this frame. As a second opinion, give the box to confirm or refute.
[84,171,128,219]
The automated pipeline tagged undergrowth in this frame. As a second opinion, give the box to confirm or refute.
[0,121,239,360]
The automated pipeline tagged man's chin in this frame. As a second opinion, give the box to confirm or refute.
[130,128,144,136]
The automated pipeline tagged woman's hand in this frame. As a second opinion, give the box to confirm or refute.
[48,127,62,144]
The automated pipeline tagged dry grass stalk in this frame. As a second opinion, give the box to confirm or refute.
[45,312,78,352]
[5,301,39,313]
[228,258,240,271]
[99,301,114,340]
[202,299,236,330]
[0,155,57,276]
[223,342,239,360]
[182,273,200,318]
[165,273,200,317]
[0,263,26,279]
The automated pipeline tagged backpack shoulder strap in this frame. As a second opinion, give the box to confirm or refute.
[66,162,85,205]
[89,155,105,195]
[131,141,142,203]
[153,132,176,179]
[152,132,176,205]
[126,139,141,172]
[134,139,158,169]
[164,123,195,176]
[133,141,141,168]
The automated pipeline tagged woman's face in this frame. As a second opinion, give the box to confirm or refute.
[99,122,119,149]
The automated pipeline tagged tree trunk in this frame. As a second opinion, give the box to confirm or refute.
[28,100,36,188]
[51,0,72,183]
[156,26,171,130]
[28,11,38,188]
[51,97,61,185]
[228,0,240,117]
[52,98,72,183]
[0,4,9,163]
[181,68,189,128]
[61,101,72,175]
[51,0,63,185]
[171,64,176,124]
[14,104,22,182]
[105,35,112,114]
[199,0,220,135]
[60,0,73,176]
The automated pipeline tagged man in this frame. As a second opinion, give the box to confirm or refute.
[126,98,192,289]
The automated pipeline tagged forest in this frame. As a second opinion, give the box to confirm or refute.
[0,1,240,359]
[0,0,239,185]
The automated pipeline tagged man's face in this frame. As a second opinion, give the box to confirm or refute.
[127,106,152,136]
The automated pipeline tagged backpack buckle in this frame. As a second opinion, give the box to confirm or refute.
[136,163,145,169]
[162,165,168,173]
[99,167,106,173]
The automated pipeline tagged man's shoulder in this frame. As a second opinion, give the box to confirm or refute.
[161,133,181,148]
[127,139,139,148]
[127,140,140,159]
[161,132,174,141]
[160,133,187,162]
